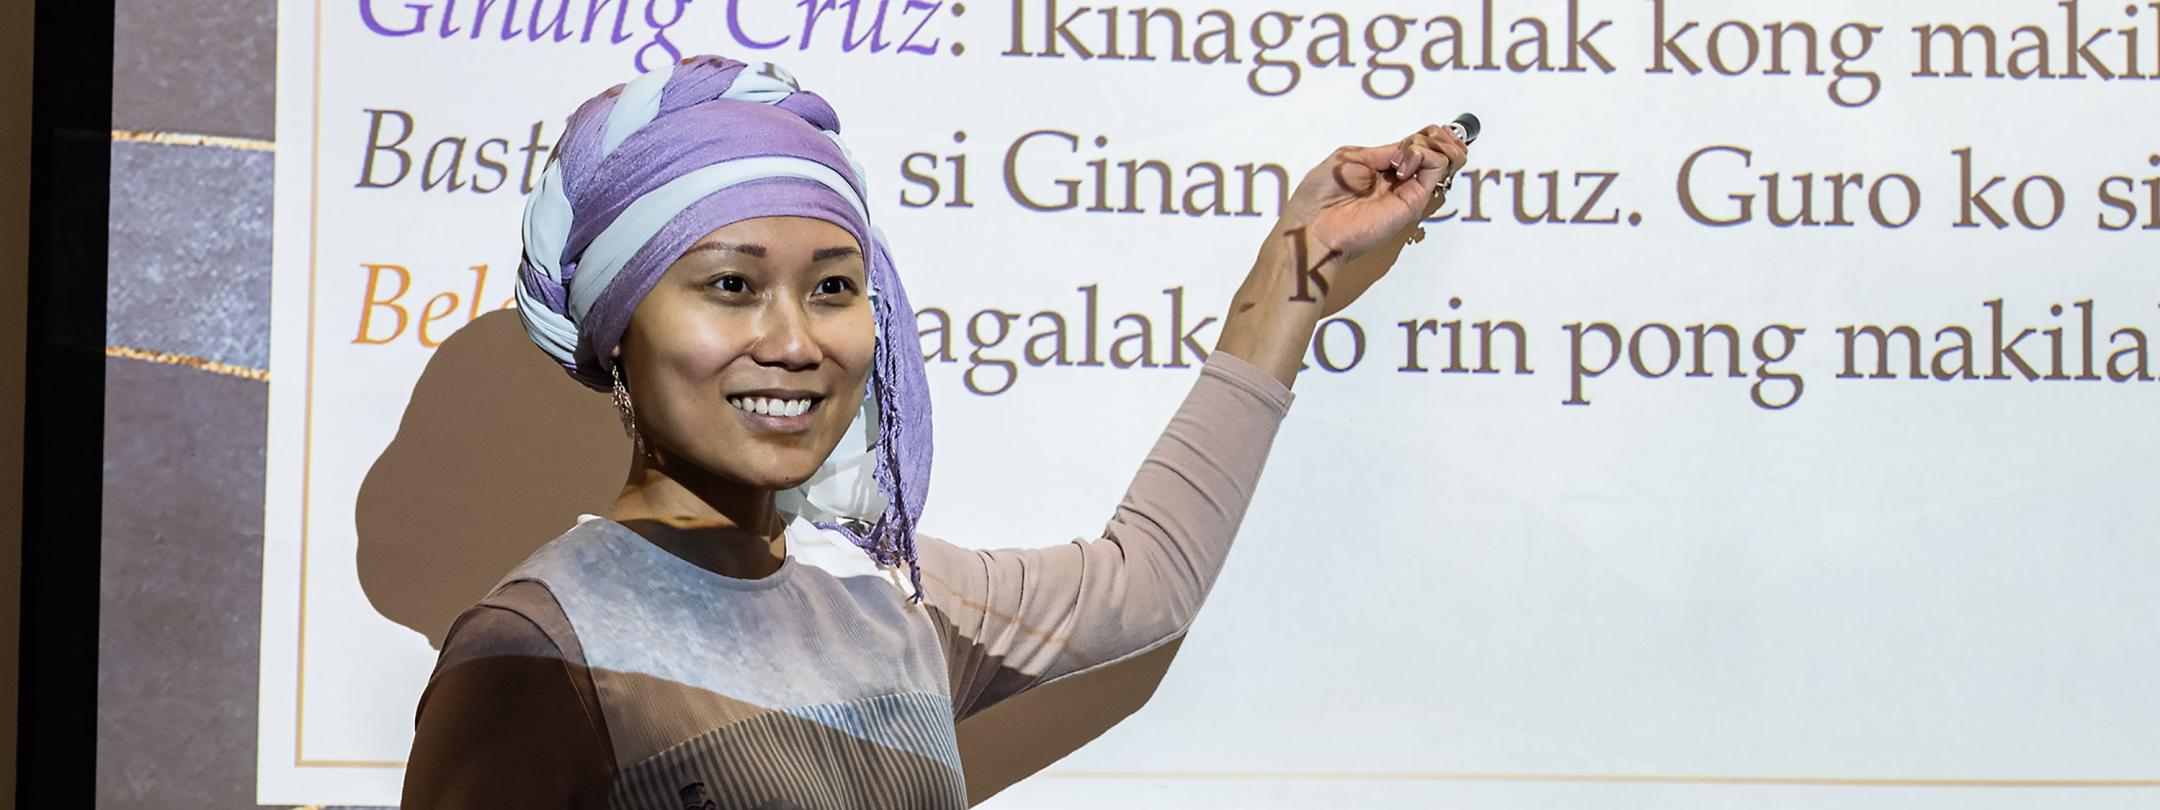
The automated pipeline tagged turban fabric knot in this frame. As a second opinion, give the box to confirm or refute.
[514,55,933,601]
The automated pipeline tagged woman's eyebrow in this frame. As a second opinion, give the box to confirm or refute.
[685,241,766,258]
[683,241,861,261]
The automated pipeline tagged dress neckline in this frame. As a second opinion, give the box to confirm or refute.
[575,512,802,591]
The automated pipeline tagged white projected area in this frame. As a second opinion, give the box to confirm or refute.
[260,0,2159,805]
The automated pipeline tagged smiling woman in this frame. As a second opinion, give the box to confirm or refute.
[612,217,875,497]
[400,53,1467,809]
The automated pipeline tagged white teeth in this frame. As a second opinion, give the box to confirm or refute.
[729,396,814,417]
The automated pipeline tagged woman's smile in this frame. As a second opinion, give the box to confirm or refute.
[725,389,827,434]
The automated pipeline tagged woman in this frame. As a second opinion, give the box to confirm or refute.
[402,54,1467,808]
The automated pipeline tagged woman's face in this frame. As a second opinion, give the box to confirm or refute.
[614,215,875,491]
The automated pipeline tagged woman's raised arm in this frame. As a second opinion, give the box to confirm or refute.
[915,348,1292,721]
[915,122,1471,720]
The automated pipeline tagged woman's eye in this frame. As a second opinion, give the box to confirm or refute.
[816,277,856,296]
[713,275,748,293]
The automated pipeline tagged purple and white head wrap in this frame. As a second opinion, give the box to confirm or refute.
[514,55,933,601]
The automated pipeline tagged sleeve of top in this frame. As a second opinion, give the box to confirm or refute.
[915,349,1296,722]
[401,580,617,809]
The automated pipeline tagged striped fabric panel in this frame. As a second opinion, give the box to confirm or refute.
[610,691,966,810]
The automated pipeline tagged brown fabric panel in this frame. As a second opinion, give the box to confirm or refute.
[403,584,616,808]
[487,580,620,764]
[482,581,603,722]
[917,351,1296,722]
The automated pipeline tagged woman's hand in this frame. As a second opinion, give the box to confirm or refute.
[1214,122,1470,389]
[1275,124,1469,317]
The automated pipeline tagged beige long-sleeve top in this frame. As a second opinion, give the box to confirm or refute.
[401,350,1296,809]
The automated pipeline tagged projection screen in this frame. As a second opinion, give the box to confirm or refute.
[245,0,2159,805]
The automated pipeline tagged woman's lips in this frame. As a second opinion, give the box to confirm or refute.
[727,395,821,433]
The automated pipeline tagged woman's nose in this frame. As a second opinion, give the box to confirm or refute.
[747,299,823,370]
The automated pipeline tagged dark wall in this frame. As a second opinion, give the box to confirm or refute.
[1,0,36,799]
[95,0,284,807]
[21,0,113,804]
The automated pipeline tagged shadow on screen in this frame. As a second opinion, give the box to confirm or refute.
[356,308,1186,802]
[355,309,627,650]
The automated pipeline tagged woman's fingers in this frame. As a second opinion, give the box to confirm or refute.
[1421,122,1465,150]
[1366,139,1439,211]
[1339,141,1401,174]
[1434,140,1466,184]
[1417,127,1467,170]
[1329,123,1474,201]
[1411,131,1468,196]
[1317,144,1391,198]
[1394,135,1423,178]
[1403,142,1452,181]
[1394,127,1467,177]
[1415,124,1469,172]
[1332,139,1420,196]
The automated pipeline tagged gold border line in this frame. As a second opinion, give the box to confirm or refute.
[295,0,340,769]
[110,128,276,152]
[105,345,269,382]
[1038,770,2160,788]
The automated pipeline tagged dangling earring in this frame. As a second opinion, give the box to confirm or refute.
[611,362,649,460]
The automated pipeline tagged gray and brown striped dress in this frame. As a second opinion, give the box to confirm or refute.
[401,351,1295,809]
